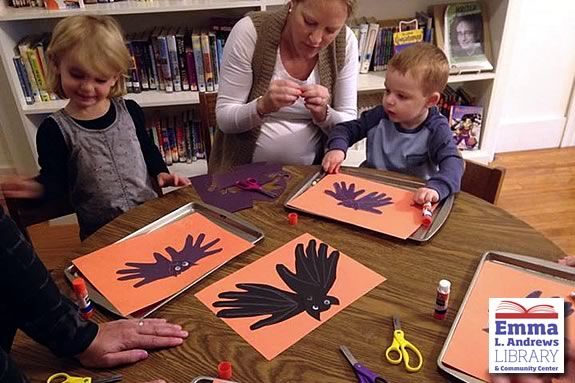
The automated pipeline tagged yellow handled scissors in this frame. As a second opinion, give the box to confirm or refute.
[47,373,122,383]
[384,316,423,372]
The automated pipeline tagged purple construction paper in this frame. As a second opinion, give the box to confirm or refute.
[190,162,291,212]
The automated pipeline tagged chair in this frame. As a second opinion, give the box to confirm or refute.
[4,195,74,242]
[198,91,217,161]
[461,159,506,204]
[4,177,163,244]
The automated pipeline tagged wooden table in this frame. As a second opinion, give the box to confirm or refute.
[13,166,566,383]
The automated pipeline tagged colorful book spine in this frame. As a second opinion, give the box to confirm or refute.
[157,33,173,93]
[200,31,214,92]
[13,56,34,104]
[191,32,206,92]
[166,31,182,92]
[175,29,189,91]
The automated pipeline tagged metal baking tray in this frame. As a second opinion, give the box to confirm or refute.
[65,202,264,319]
[284,168,453,242]
[437,251,575,382]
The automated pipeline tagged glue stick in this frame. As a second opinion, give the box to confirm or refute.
[422,202,433,226]
[72,277,94,320]
[433,279,451,320]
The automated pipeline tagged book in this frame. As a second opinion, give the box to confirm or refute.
[449,104,483,150]
[359,23,379,74]
[13,56,34,104]
[443,1,493,74]
[43,0,84,9]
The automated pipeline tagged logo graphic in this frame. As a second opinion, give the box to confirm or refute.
[489,298,564,374]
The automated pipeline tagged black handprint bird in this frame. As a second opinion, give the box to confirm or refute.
[325,182,393,214]
[213,239,340,330]
[116,233,223,287]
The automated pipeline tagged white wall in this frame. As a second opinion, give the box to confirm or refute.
[0,124,12,171]
[494,0,575,152]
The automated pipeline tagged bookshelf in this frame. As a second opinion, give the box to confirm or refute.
[349,0,511,165]
[0,0,510,174]
[0,0,288,173]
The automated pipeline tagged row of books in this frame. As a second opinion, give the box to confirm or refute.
[351,10,434,74]
[126,26,233,95]
[146,109,207,166]
[9,0,146,9]
[13,24,234,105]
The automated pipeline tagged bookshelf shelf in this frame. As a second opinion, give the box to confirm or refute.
[0,0,264,21]
[21,91,200,115]
[357,70,497,93]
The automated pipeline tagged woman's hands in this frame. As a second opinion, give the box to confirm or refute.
[0,176,44,199]
[301,84,330,122]
[257,79,302,116]
[78,318,188,368]
[257,80,331,122]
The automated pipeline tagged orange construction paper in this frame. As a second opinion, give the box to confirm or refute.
[287,173,429,239]
[73,213,254,316]
[195,233,386,360]
[442,261,575,382]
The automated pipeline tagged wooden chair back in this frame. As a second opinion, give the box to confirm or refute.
[461,159,506,204]
[4,196,74,242]
[4,177,163,243]
[198,91,217,160]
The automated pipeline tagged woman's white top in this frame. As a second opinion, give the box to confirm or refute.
[215,16,359,165]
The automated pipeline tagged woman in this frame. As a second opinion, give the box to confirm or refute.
[209,0,358,173]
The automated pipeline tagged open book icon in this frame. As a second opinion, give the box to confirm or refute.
[495,300,559,319]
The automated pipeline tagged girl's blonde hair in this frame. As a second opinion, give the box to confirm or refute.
[46,15,131,98]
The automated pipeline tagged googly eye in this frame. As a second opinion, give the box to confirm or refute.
[312,305,319,311]
[174,266,181,271]
[181,261,189,267]
[324,299,331,305]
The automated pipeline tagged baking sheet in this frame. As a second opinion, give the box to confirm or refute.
[437,251,575,382]
[284,168,453,241]
[65,202,264,319]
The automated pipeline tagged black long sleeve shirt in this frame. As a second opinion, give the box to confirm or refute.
[0,206,98,382]
[36,99,168,199]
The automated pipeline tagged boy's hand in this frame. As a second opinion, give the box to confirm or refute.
[322,150,345,174]
[0,176,44,199]
[301,84,330,123]
[413,187,439,205]
[558,256,575,267]
[156,173,191,188]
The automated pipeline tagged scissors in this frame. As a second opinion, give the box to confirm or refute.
[47,373,122,383]
[340,345,388,383]
[384,316,423,372]
[235,177,277,198]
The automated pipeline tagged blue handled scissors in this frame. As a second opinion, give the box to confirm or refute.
[235,177,277,198]
[340,345,388,383]
[47,373,122,383]
[384,316,423,372]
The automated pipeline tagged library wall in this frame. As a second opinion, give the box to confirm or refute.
[494,0,575,152]
[0,123,12,170]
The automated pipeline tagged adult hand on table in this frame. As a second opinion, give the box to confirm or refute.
[78,318,188,368]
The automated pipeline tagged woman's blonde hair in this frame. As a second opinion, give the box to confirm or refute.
[292,0,356,17]
[46,15,131,98]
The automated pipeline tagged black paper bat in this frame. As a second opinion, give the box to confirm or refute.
[324,181,393,214]
[116,233,223,287]
[213,239,340,330]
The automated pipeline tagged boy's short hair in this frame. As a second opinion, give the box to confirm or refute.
[46,15,131,98]
[387,42,449,95]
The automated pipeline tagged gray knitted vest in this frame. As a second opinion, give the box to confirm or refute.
[208,4,347,174]
[51,98,157,239]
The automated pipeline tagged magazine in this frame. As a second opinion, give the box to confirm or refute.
[444,2,493,74]
[449,105,483,150]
